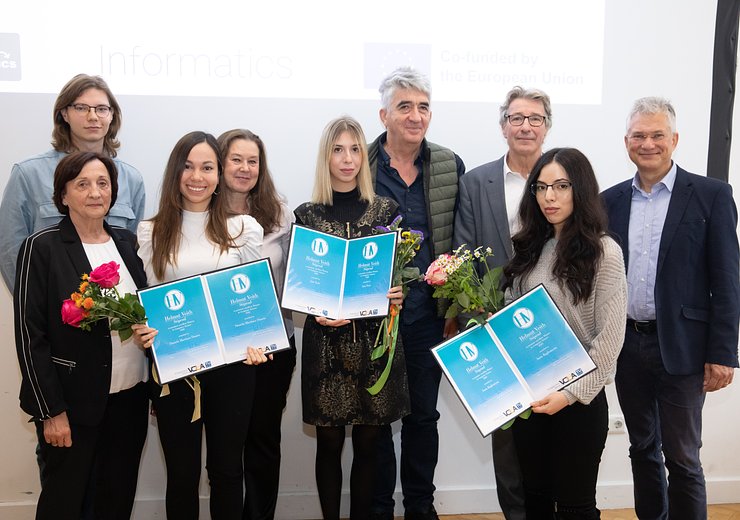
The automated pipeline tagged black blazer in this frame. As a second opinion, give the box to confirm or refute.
[14,216,147,425]
[602,166,740,374]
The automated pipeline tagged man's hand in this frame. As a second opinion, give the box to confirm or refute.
[443,317,458,339]
[703,363,734,392]
[43,411,72,448]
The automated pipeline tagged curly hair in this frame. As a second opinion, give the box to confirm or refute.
[504,148,608,304]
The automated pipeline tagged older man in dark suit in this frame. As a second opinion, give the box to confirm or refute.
[603,97,740,520]
[452,86,552,520]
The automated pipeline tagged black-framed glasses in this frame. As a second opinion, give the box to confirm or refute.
[530,181,572,196]
[506,114,547,127]
[68,103,112,117]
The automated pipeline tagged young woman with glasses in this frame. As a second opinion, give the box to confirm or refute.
[504,147,627,520]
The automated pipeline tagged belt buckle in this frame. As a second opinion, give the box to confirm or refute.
[633,320,653,334]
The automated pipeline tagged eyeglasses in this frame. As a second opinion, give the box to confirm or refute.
[67,103,112,117]
[506,114,547,127]
[530,181,572,196]
[627,132,667,143]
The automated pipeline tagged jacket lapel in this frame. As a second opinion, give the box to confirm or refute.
[485,158,513,261]
[608,181,632,269]
[59,216,93,277]
[657,167,692,276]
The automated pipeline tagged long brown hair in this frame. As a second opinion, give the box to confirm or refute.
[148,131,239,280]
[217,129,284,233]
[504,148,607,304]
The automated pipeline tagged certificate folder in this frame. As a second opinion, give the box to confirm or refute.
[138,259,291,383]
[432,285,596,436]
[281,224,397,320]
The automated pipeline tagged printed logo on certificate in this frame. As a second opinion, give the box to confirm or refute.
[281,224,397,320]
[138,259,291,383]
[432,285,596,436]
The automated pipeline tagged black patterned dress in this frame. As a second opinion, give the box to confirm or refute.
[295,189,410,426]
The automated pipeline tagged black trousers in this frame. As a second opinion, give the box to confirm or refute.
[243,337,297,520]
[152,362,255,520]
[512,389,608,520]
[35,381,148,520]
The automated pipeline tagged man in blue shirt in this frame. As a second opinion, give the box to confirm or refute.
[368,67,465,520]
[603,97,740,520]
[0,74,145,293]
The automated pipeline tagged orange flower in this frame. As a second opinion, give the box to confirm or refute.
[78,281,89,293]
[82,297,94,310]
[81,273,89,281]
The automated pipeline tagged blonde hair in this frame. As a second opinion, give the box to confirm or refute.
[312,116,375,205]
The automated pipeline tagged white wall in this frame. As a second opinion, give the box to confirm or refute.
[1,1,739,517]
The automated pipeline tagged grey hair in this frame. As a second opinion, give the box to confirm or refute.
[499,86,553,129]
[379,66,431,111]
[626,96,677,134]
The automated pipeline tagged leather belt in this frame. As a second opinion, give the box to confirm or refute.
[627,319,657,334]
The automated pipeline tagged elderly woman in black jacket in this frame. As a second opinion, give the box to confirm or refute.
[14,151,149,519]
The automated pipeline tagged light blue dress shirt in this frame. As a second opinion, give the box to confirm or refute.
[626,162,677,320]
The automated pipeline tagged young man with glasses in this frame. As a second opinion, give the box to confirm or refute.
[0,74,145,292]
[452,86,552,520]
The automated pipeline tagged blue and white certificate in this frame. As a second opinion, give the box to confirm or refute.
[139,259,291,383]
[281,225,397,319]
[432,285,596,436]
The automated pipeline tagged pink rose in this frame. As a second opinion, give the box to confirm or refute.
[89,261,121,289]
[424,261,448,286]
[61,299,88,327]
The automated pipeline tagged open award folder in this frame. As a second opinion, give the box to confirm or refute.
[138,259,291,383]
[432,285,597,436]
[281,224,397,320]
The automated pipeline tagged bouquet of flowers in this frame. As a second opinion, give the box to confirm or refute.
[61,261,146,342]
[367,215,424,395]
[425,245,529,429]
[424,245,505,327]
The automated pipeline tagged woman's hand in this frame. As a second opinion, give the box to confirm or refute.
[43,411,72,448]
[131,323,158,349]
[243,346,272,365]
[315,316,351,327]
[387,285,404,307]
[530,391,569,415]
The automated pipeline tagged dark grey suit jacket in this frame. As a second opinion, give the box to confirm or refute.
[453,156,513,269]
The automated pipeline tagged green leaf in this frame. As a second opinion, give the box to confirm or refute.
[119,327,133,342]
[457,292,470,309]
[370,344,387,361]
[466,316,484,328]
[444,301,461,319]
[499,418,516,430]
[520,408,532,420]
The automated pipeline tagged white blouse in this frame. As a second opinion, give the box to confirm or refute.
[262,201,295,337]
[83,238,148,393]
[137,210,263,284]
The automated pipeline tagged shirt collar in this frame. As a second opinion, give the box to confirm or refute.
[378,132,425,167]
[631,161,677,195]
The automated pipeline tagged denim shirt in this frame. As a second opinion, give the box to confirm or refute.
[0,149,146,291]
